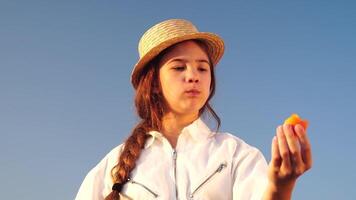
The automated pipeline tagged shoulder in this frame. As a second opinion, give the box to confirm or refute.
[82,143,125,179]
[94,143,125,173]
[211,131,267,165]
[212,132,262,154]
[75,143,126,200]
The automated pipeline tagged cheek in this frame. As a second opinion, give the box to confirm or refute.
[203,75,212,95]
[160,75,180,99]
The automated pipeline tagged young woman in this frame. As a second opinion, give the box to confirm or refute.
[75,19,312,200]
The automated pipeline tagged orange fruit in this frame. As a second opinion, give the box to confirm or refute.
[284,113,308,130]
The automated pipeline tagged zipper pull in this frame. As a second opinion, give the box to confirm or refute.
[190,161,227,199]
[173,150,177,160]
[216,162,227,172]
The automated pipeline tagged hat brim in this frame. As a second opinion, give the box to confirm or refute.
[131,32,225,89]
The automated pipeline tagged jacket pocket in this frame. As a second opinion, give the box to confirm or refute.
[189,161,227,199]
[126,178,159,199]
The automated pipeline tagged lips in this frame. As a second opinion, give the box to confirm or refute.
[185,89,201,96]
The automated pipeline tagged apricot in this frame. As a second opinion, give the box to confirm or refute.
[284,113,308,130]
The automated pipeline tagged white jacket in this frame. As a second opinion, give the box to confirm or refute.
[75,118,268,200]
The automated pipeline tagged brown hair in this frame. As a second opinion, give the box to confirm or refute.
[104,40,220,200]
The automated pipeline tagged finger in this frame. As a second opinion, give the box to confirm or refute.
[277,125,292,173]
[270,135,282,171]
[284,124,305,176]
[295,124,313,170]
[283,124,304,169]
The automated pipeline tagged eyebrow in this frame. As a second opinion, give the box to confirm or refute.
[168,58,211,65]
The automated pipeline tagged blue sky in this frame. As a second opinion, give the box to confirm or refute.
[1,1,355,199]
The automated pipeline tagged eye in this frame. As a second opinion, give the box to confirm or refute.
[198,66,209,72]
[172,66,185,71]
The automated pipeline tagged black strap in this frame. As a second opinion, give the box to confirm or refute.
[112,179,130,192]
[112,183,124,191]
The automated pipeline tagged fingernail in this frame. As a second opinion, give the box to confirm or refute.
[277,126,282,133]
[277,129,282,137]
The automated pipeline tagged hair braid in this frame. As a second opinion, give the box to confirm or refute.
[104,121,151,200]
[105,59,164,200]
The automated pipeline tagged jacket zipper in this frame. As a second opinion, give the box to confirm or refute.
[173,150,178,199]
[189,162,227,199]
[128,178,159,198]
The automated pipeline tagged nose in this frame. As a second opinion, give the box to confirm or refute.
[186,68,199,83]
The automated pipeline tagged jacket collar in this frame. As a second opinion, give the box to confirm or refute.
[144,117,215,149]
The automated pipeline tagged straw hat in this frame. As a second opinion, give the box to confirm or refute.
[131,19,225,89]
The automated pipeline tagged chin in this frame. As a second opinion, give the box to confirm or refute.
[180,106,203,116]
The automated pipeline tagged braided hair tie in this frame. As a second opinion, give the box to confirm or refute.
[112,178,130,192]
[112,183,124,192]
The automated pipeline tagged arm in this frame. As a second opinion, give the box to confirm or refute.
[263,124,313,200]
[231,141,269,200]
[75,144,125,200]
[75,157,108,200]
[75,163,106,200]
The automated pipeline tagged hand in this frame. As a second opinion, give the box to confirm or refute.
[267,123,313,198]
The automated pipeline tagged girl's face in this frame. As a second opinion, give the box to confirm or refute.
[158,40,211,117]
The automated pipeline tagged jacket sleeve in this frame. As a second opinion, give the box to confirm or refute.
[74,155,109,200]
[232,143,269,200]
[75,144,124,200]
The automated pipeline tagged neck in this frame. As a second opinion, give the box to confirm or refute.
[161,112,199,148]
